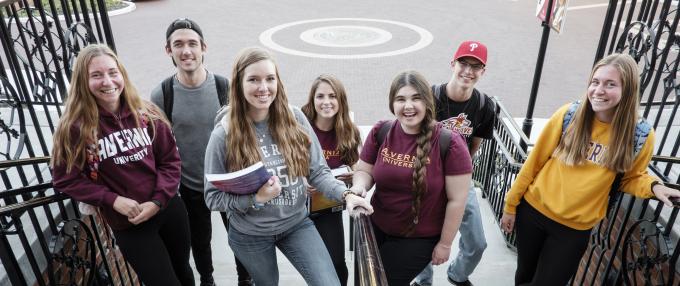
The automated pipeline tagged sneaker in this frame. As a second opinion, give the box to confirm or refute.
[447,276,473,286]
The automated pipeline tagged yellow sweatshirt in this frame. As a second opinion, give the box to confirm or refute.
[504,103,657,230]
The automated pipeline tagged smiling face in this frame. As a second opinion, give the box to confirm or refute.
[450,56,485,89]
[166,29,205,73]
[88,55,124,113]
[242,59,278,121]
[313,82,339,121]
[393,85,426,134]
[588,65,623,123]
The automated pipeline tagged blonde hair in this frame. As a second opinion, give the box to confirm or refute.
[225,47,310,177]
[554,53,641,172]
[51,44,169,172]
[388,71,436,236]
[301,74,361,166]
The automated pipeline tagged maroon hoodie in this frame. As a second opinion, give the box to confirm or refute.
[52,101,181,230]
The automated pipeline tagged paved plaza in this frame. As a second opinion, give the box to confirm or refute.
[105,0,612,284]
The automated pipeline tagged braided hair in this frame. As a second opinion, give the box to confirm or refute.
[387,71,436,236]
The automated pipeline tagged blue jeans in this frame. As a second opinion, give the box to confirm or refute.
[228,217,340,286]
[413,184,487,285]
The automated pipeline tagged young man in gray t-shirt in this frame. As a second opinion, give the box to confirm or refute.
[150,18,251,286]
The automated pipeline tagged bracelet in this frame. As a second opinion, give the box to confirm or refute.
[251,194,265,210]
[342,190,353,203]
[151,199,162,208]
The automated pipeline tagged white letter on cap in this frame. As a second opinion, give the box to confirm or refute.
[470,43,478,51]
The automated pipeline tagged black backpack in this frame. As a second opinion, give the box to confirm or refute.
[161,74,229,123]
[376,120,453,161]
[432,84,487,113]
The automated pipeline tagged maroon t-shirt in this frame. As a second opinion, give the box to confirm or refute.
[360,120,472,237]
[312,125,344,169]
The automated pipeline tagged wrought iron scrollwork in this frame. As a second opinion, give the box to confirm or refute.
[490,150,509,195]
[49,219,97,286]
[0,76,25,161]
[64,22,97,77]
[621,220,671,286]
[7,7,64,74]
[615,21,657,88]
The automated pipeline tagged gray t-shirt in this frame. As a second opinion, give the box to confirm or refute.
[203,106,345,236]
[150,72,221,191]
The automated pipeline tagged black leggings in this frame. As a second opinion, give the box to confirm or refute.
[179,184,215,282]
[514,201,591,286]
[372,223,439,286]
[311,211,348,286]
[114,195,194,286]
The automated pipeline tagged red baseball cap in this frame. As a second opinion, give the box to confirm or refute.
[453,41,487,65]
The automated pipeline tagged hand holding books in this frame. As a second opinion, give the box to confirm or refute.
[333,165,353,185]
[254,176,281,204]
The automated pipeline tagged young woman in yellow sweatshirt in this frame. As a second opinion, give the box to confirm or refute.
[500,53,680,285]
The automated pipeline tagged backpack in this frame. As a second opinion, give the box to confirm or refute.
[561,101,651,213]
[161,74,229,123]
[375,120,453,162]
[432,84,487,112]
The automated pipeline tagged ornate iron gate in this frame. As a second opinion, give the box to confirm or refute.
[0,0,137,285]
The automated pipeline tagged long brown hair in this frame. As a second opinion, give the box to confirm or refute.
[554,53,640,172]
[51,44,168,172]
[388,71,436,235]
[301,74,361,166]
[225,47,310,177]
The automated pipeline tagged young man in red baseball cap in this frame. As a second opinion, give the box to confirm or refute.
[412,40,494,286]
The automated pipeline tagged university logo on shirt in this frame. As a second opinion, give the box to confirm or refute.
[380,147,430,169]
[323,149,340,160]
[441,113,473,136]
[587,142,607,165]
[98,127,152,164]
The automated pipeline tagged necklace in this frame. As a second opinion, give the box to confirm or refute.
[254,125,267,143]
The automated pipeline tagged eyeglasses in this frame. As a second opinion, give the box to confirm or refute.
[456,60,485,72]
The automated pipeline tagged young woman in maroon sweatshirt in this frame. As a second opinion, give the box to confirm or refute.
[301,74,362,286]
[51,44,193,286]
[351,71,472,286]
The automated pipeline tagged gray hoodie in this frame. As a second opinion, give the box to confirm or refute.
[203,106,346,235]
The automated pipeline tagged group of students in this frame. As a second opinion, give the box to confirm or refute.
[49,17,680,286]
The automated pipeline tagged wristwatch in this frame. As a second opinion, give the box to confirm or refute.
[151,199,162,208]
[251,194,265,210]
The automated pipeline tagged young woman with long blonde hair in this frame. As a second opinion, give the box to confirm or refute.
[301,74,362,286]
[203,47,372,286]
[51,44,193,285]
[350,70,472,286]
[500,53,680,285]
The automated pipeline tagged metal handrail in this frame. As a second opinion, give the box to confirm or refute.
[353,213,388,286]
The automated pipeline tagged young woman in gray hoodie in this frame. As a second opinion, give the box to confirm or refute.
[203,47,372,286]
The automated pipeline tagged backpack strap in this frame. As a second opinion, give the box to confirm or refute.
[376,120,394,148]
[633,117,651,156]
[478,90,486,111]
[376,120,452,161]
[214,74,230,106]
[438,127,452,161]
[432,84,443,102]
[161,75,175,123]
[561,101,580,136]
